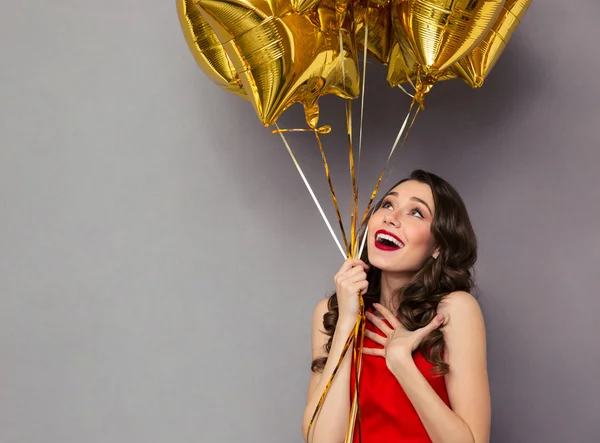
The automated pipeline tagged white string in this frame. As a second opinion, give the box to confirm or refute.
[387,107,413,162]
[358,226,368,258]
[356,20,369,190]
[397,83,414,98]
[276,125,347,259]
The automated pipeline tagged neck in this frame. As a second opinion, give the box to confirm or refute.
[378,271,414,314]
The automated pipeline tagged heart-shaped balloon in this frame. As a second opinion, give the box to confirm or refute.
[195,0,359,128]
[176,0,247,98]
[453,0,532,87]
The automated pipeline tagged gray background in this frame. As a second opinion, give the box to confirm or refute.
[1,1,598,442]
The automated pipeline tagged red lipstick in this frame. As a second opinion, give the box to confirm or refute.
[374,230,404,251]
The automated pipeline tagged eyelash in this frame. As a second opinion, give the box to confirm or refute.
[381,200,425,219]
[410,207,425,219]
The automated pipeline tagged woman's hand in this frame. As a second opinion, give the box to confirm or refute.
[334,258,369,328]
[363,303,444,374]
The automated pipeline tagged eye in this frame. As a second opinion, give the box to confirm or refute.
[409,207,425,219]
[381,200,393,210]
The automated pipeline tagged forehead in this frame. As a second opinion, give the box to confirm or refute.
[387,180,434,205]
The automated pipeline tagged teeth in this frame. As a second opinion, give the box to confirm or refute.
[376,233,404,248]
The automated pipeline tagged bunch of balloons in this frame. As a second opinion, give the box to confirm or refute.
[177,0,531,129]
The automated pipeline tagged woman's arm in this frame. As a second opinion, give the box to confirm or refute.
[302,298,355,443]
[389,291,491,443]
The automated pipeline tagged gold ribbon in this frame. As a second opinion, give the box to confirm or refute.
[279,24,436,443]
[274,125,348,260]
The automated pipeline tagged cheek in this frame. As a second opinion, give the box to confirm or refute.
[367,213,380,232]
[410,225,435,248]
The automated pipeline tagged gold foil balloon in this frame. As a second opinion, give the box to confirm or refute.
[195,0,360,128]
[400,0,506,75]
[355,0,392,64]
[291,0,319,14]
[386,0,454,88]
[386,0,418,87]
[367,0,391,6]
[176,0,246,98]
[453,0,532,87]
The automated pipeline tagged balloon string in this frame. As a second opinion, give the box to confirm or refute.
[271,126,331,134]
[397,83,414,98]
[339,28,346,85]
[307,27,426,443]
[306,324,357,443]
[345,14,370,443]
[315,131,351,256]
[346,100,359,257]
[345,294,365,443]
[358,100,416,231]
[349,296,366,443]
[358,77,425,230]
[346,89,424,443]
[340,25,359,257]
[358,226,368,258]
[306,94,423,443]
[356,18,369,199]
[275,124,347,259]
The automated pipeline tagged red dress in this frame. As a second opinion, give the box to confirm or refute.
[349,312,450,442]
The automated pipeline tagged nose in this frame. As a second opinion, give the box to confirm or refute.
[383,211,400,228]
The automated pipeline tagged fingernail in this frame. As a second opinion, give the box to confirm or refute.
[436,314,444,323]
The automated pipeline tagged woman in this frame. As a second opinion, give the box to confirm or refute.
[302,170,490,443]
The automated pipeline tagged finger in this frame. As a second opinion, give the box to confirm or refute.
[357,280,369,293]
[364,329,386,346]
[417,314,444,338]
[365,311,394,336]
[373,303,402,329]
[350,269,368,283]
[338,267,367,284]
[361,347,385,357]
[340,258,368,273]
[355,259,369,270]
[336,263,363,282]
[337,277,365,293]
[335,262,355,282]
[348,265,367,277]
[336,260,361,283]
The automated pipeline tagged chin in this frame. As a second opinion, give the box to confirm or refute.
[367,245,401,272]
[367,244,422,274]
[370,259,403,273]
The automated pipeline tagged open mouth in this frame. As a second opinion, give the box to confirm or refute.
[375,230,404,251]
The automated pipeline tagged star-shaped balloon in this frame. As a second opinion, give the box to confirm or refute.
[177,0,247,98]
[194,0,360,128]
[453,0,533,87]
[355,0,392,65]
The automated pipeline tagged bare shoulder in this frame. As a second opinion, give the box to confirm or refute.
[438,291,481,315]
[312,297,330,325]
[437,291,485,330]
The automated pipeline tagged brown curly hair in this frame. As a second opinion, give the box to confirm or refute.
[311,169,477,375]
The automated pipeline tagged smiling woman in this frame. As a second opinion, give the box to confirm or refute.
[303,170,490,443]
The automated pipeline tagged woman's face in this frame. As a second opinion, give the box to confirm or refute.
[367,180,438,275]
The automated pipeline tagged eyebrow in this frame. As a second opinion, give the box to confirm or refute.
[387,192,433,216]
